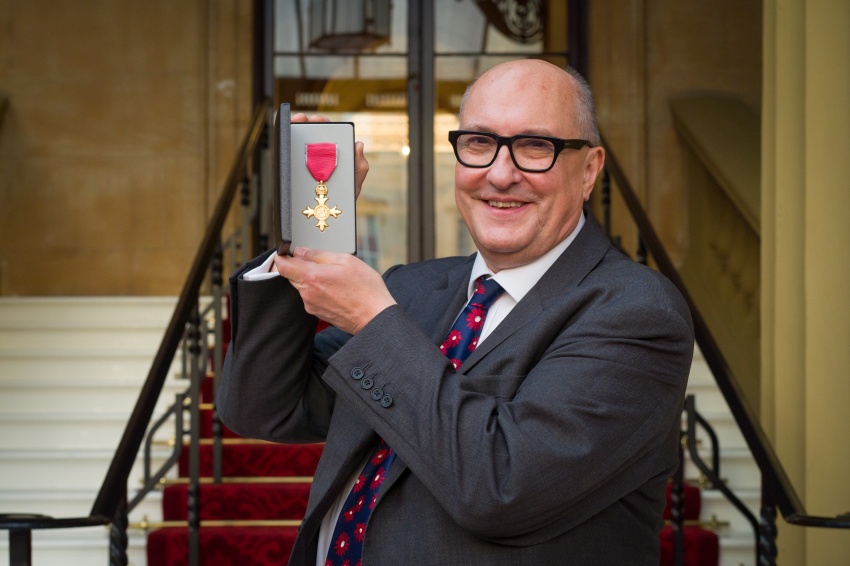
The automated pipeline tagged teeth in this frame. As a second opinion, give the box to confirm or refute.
[488,201,523,208]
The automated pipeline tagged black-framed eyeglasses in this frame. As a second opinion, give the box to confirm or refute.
[448,130,592,173]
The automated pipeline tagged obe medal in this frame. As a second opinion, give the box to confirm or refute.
[302,143,342,232]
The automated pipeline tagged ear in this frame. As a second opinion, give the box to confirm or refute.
[581,146,606,201]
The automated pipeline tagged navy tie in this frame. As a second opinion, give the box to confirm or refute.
[324,275,504,565]
[440,276,505,369]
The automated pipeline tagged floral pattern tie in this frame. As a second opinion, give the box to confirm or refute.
[325,275,504,565]
[439,276,505,369]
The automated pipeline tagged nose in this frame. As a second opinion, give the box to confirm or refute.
[486,145,522,189]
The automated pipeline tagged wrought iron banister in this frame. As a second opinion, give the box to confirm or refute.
[598,133,850,562]
[91,97,270,520]
[0,98,271,566]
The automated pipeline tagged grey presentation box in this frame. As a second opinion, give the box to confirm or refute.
[275,102,357,255]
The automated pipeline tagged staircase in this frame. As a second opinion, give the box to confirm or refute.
[0,297,760,565]
[143,373,323,565]
[684,346,759,566]
[0,297,181,566]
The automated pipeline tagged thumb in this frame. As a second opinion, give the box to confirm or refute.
[291,246,335,264]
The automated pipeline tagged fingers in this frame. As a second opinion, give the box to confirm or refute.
[274,247,395,334]
[274,247,342,282]
[354,141,369,199]
[291,112,329,123]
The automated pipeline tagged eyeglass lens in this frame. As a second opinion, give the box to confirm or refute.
[455,133,556,171]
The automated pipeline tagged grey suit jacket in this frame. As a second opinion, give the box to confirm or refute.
[217,216,694,565]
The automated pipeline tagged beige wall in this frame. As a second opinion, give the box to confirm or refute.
[591,0,850,563]
[589,0,761,263]
[763,1,850,563]
[589,0,764,410]
[0,0,253,295]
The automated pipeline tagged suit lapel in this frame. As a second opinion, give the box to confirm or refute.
[408,257,475,345]
[460,215,611,372]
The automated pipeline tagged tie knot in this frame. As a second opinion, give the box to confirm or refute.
[472,276,504,308]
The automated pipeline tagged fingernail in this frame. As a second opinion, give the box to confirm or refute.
[292,246,308,257]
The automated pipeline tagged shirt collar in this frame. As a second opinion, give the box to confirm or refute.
[467,212,586,302]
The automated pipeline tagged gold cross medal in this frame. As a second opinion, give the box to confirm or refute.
[303,143,342,232]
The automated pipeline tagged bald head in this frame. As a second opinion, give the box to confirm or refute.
[458,59,600,147]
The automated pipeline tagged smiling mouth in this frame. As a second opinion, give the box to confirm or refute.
[487,200,525,208]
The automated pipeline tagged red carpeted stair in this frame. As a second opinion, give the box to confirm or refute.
[659,482,720,565]
[146,371,323,566]
[149,405,718,564]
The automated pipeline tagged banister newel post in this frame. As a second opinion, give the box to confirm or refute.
[672,434,686,566]
[187,305,203,566]
[108,489,128,566]
[758,483,778,566]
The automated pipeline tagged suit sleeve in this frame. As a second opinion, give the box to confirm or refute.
[216,253,402,444]
[216,252,342,443]
[321,261,694,544]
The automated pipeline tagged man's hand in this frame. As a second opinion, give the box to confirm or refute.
[291,113,369,199]
[275,247,396,335]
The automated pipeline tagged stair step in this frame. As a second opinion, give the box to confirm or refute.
[162,483,312,521]
[659,525,719,565]
[663,482,703,521]
[0,353,180,382]
[136,519,301,528]
[718,533,757,566]
[161,477,315,487]
[686,348,734,414]
[0,297,177,325]
[146,526,298,566]
[176,439,267,447]
[683,446,760,490]
[0,378,185,415]
[199,409,241,439]
[0,488,162,524]
[0,448,172,490]
[0,527,148,566]
[178,443,324,478]
[0,328,167,353]
[681,409,749,450]
[698,488,760,538]
[0,411,173,450]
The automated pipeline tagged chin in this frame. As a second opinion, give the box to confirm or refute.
[476,240,527,259]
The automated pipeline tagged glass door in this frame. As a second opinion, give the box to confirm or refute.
[432,0,573,258]
[271,0,582,266]
[273,0,410,272]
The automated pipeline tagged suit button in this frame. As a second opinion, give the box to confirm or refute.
[371,387,383,400]
[380,394,393,408]
[360,377,374,390]
[351,367,365,380]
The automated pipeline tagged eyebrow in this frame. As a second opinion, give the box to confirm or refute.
[460,124,560,138]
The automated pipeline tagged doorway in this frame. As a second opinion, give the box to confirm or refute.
[268,0,584,267]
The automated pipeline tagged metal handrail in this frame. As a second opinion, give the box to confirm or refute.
[0,98,271,565]
[91,97,270,520]
[598,133,850,560]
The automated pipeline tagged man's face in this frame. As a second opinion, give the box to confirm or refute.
[455,62,604,272]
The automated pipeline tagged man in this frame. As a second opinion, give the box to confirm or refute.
[218,59,694,565]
